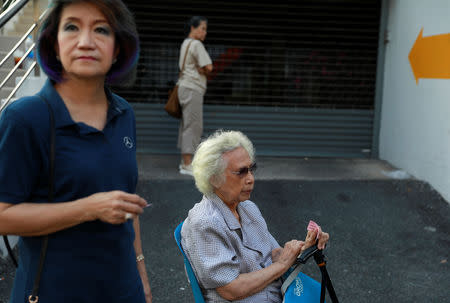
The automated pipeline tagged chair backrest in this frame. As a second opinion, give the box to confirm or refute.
[174,221,206,303]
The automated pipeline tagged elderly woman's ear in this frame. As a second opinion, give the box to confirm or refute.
[210,174,221,189]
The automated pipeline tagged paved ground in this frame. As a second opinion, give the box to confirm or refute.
[136,155,403,181]
[1,156,449,303]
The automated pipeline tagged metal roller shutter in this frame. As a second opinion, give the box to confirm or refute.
[114,0,381,157]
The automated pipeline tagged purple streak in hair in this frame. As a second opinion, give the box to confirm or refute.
[36,25,64,83]
[37,53,63,83]
[106,33,140,85]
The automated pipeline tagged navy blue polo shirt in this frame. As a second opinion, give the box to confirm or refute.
[0,80,145,303]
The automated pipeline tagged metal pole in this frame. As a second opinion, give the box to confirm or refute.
[32,0,40,76]
[313,250,340,303]
[0,0,29,28]
[371,0,390,158]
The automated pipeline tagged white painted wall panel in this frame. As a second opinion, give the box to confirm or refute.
[380,0,450,202]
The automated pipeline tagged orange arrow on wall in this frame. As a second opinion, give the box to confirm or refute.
[408,28,450,84]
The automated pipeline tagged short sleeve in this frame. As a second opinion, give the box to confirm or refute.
[193,41,212,68]
[0,107,42,203]
[183,218,240,289]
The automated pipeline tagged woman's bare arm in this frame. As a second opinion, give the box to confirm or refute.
[218,229,330,301]
[0,191,147,236]
[217,240,304,301]
[133,216,153,302]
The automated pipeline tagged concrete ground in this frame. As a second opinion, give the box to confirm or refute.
[1,156,449,303]
[136,154,404,181]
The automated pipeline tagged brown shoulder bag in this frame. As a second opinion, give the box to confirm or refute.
[164,39,193,119]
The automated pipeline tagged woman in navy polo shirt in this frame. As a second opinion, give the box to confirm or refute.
[0,0,152,302]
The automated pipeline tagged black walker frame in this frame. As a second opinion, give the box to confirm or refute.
[296,245,340,303]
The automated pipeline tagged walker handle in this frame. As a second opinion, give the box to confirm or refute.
[296,244,320,264]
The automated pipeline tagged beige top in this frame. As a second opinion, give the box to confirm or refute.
[177,38,212,95]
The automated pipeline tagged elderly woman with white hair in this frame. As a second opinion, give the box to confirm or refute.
[181,130,330,302]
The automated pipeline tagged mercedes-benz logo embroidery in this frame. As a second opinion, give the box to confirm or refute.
[123,136,133,149]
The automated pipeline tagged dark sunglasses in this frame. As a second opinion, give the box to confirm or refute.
[231,163,257,177]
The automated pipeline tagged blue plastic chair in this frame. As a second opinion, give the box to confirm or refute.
[174,221,206,303]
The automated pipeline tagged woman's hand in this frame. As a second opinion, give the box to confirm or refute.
[302,229,330,251]
[217,239,304,301]
[197,67,206,75]
[317,230,330,250]
[271,247,283,262]
[274,240,305,270]
[197,64,213,76]
[80,191,148,224]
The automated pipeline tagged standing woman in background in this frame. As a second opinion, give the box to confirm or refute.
[177,16,213,175]
[0,0,152,302]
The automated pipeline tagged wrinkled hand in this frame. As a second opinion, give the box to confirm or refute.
[275,240,305,270]
[81,191,147,224]
[302,229,330,251]
[271,247,283,262]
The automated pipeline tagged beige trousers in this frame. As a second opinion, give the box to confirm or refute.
[177,86,203,154]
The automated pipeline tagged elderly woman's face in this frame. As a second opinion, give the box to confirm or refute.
[214,147,255,206]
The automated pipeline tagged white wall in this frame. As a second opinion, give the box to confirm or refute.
[380,0,450,202]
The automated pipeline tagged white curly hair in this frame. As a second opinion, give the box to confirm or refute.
[192,130,255,195]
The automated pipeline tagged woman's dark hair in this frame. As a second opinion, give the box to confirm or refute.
[37,0,140,86]
[184,16,208,36]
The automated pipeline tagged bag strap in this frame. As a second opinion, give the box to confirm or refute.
[280,263,303,296]
[178,39,194,78]
[27,95,55,303]
[3,235,17,267]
